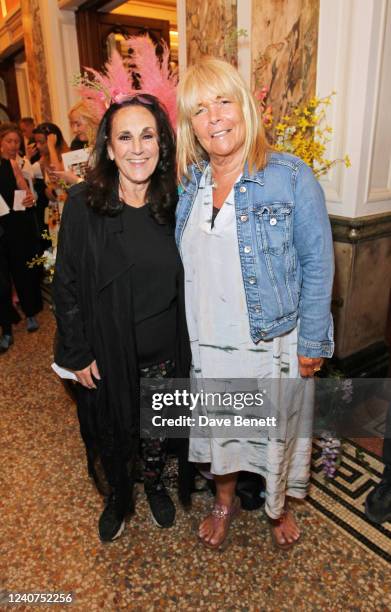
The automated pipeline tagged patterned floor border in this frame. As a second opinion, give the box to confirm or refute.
[309,438,391,564]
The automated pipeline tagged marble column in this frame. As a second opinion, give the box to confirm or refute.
[252,0,319,137]
[20,0,52,123]
[186,0,237,65]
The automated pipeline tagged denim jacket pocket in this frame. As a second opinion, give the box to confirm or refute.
[253,202,293,255]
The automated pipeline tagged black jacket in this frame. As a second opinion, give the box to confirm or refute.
[52,182,190,459]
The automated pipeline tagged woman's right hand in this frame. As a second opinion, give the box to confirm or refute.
[74,360,101,389]
[22,191,35,208]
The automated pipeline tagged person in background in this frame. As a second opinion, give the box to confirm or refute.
[0,224,21,353]
[0,127,42,349]
[32,122,69,176]
[365,405,391,524]
[31,123,69,243]
[69,100,99,151]
[0,122,34,189]
[19,117,40,164]
[49,101,100,188]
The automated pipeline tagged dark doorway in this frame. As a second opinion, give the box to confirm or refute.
[0,55,21,121]
[76,9,170,71]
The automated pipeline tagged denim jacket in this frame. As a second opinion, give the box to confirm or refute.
[175,151,335,359]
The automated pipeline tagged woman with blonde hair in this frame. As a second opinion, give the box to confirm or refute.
[176,57,334,550]
[48,101,100,189]
[68,100,100,151]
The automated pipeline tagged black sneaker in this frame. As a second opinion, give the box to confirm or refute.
[0,334,13,354]
[365,477,391,524]
[145,483,176,528]
[98,493,127,542]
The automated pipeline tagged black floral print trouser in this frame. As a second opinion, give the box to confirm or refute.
[139,359,175,489]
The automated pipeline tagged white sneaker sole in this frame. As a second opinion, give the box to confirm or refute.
[100,519,125,542]
[149,510,175,528]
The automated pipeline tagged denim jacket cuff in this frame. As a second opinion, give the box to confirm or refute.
[297,336,334,359]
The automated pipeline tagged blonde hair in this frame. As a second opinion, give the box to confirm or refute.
[68,100,100,145]
[177,57,270,179]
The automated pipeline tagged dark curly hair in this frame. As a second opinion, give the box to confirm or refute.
[86,94,177,225]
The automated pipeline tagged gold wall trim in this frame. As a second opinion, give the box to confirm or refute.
[0,7,23,57]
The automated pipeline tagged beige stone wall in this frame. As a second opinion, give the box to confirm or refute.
[252,0,319,136]
[186,0,237,65]
[21,0,52,123]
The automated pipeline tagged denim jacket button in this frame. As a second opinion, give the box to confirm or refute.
[244,246,252,254]
[260,331,266,338]
[254,306,261,313]
[240,186,246,193]
[249,277,256,285]
[270,217,277,226]
[240,214,248,222]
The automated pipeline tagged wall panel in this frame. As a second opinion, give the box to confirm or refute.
[186,0,237,65]
[251,0,319,134]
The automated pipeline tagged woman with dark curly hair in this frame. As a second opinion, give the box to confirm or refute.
[52,95,190,542]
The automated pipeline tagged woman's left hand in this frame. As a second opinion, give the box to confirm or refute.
[298,355,324,378]
[22,191,35,208]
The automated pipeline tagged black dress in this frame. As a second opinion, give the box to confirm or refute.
[0,158,42,324]
[52,183,191,500]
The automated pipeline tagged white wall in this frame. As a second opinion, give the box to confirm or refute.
[38,0,80,144]
[317,0,391,218]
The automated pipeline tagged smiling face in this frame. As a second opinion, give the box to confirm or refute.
[1,131,21,159]
[107,105,160,187]
[69,111,89,142]
[191,95,246,162]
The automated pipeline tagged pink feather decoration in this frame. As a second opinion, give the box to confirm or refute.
[76,37,177,129]
[77,50,136,119]
[123,35,178,129]
[75,83,107,120]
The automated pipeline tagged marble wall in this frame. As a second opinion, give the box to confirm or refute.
[252,0,319,136]
[186,0,237,65]
[20,0,52,123]
[332,221,391,361]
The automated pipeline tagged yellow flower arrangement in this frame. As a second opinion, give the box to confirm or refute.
[257,90,351,177]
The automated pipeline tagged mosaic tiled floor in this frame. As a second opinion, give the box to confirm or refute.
[310,440,391,563]
[1,306,391,611]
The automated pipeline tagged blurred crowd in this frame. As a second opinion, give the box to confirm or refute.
[0,102,98,353]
